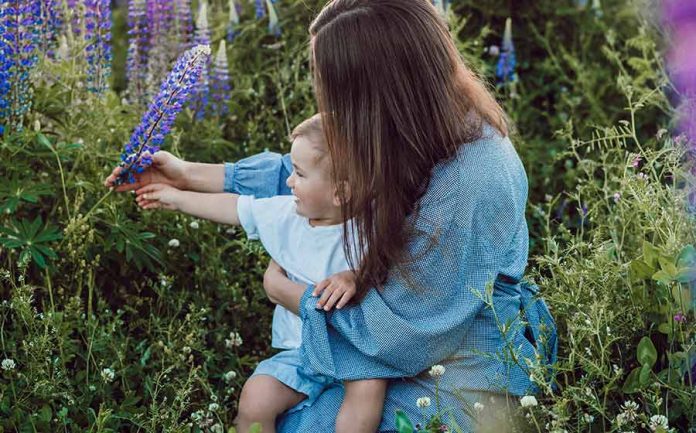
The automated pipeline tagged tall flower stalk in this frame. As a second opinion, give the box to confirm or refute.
[266,0,280,36]
[174,0,192,51]
[118,44,211,184]
[0,0,41,135]
[126,0,149,103]
[210,40,230,118]
[191,0,210,120]
[84,0,112,94]
[227,0,240,42]
[146,0,175,97]
[496,17,518,98]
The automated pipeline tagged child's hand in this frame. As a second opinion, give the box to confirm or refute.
[135,183,184,210]
[313,270,356,311]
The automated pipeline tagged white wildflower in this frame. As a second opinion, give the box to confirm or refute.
[1,358,16,371]
[189,221,199,229]
[210,424,223,433]
[520,395,538,408]
[583,413,594,423]
[225,332,243,348]
[474,402,485,412]
[168,239,180,248]
[416,397,431,408]
[101,367,115,383]
[649,415,668,432]
[620,401,640,421]
[429,364,445,378]
[208,402,219,412]
[223,370,237,382]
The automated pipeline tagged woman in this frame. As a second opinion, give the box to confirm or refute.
[106,0,556,430]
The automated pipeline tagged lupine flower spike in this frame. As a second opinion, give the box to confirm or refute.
[126,0,149,104]
[191,0,210,120]
[254,0,265,19]
[146,0,176,98]
[117,45,211,184]
[210,40,231,117]
[0,0,42,135]
[174,0,193,51]
[266,0,281,36]
[227,0,240,42]
[84,0,112,95]
[496,18,518,98]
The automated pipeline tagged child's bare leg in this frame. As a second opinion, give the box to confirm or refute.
[235,375,306,433]
[336,379,388,433]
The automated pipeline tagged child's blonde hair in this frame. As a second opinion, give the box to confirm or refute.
[290,114,330,169]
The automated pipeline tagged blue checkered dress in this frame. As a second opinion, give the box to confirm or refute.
[224,126,557,432]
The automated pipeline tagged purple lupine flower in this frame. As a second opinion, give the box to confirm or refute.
[266,0,281,37]
[66,0,83,37]
[0,0,41,135]
[126,0,149,103]
[227,0,240,42]
[190,0,210,120]
[84,0,112,94]
[209,40,231,117]
[174,0,193,51]
[145,0,176,98]
[673,312,686,323]
[496,18,518,85]
[117,45,211,184]
[254,0,265,19]
[40,0,63,56]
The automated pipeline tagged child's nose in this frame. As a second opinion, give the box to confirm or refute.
[286,173,294,188]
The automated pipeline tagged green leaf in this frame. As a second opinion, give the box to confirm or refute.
[630,259,654,279]
[248,423,262,433]
[657,322,672,335]
[622,367,641,393]
[670,286,692,307]
[651,270,673,284]
[38,405,52,423]
[637,336,657,368]
[675,267,696,283]
[395,410,415,433]
[36,133,53,150]
[677,245,696,268]
[140,346,152,367]
[658,256,678,276]
[643,241,660,268]
[638,364,651,385]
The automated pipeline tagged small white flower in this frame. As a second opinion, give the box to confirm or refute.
[208,402,219,412]
[620,401,639,421]
[1,358,16,371]
[416,397,431,408]
[583,413,594,423]
[168,239,180,248]
[613,192,621,203]
[189,221,199,229]
[429,364,445,378]
[210,424,223,433]
[101,367,115,383]
[225,332,243,348]
[649,415,668,432]
[520,395,538,408]
[474,402,485,412]
[223,370,237,382]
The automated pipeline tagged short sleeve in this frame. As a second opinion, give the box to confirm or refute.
[234,195,298,260]
[223,151,293,197]
[237,195,260,240]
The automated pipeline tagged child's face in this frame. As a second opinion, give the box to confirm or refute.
[286,136,339,220]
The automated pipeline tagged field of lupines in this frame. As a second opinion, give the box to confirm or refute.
[1,0,695,432]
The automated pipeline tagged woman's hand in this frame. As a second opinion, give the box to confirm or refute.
[314,270,356,311]
[103,151,189,192]
[134,183,185,210]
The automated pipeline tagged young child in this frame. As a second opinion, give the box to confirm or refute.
[134,114,387,433]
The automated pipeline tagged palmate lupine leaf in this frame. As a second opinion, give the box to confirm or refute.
[0,177,54,214]
[117,44,211,184]
[0,216,62,268]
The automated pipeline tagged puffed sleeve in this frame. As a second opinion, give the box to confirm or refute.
[223,151,293,197]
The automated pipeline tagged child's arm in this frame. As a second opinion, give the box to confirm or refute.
[313,270,357,311]
[135,183,241,225]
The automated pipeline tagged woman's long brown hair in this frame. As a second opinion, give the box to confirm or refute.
[310,0,509,301]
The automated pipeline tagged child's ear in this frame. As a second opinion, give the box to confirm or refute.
[333,181,350,207]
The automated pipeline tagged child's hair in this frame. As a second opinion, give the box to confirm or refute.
[290,113,330,169]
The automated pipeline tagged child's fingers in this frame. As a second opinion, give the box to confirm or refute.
[316,284,335,308]
[313,279,330,296]
[135,183,162,196]
[322,289,344,311]
[336,292,352,310]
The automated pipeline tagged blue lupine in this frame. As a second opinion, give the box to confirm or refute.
[84,0,112,94]
[254,0,265,19]
[190,0,210,120]
[146,0,176,97]
[117,44,211,184]
[174,0,192,51]
[40,0,62,56]
[209,40,231,117]
[0,0,41,135]
[495,18,518,85]
[266,0,280,37]
[126,0,149,103]
[227,0,240,42]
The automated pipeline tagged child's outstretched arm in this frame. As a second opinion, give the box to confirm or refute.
[135,183,241,225]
